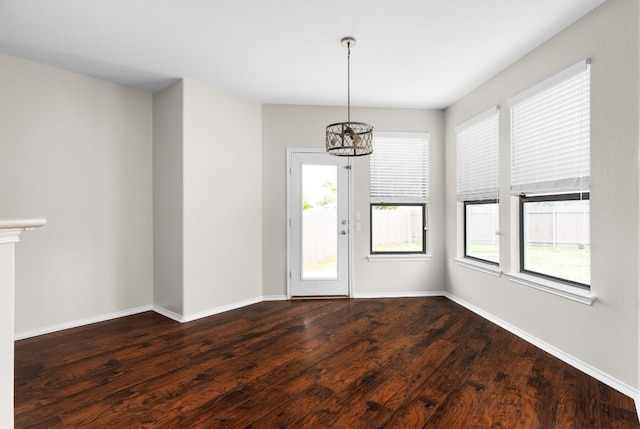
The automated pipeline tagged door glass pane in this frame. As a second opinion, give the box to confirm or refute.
[302,164,338,279]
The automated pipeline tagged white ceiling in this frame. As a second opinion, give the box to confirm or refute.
[0,0,605,109]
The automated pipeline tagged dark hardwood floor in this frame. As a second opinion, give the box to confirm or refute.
[14,297,640,428]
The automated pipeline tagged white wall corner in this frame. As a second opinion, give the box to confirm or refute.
[152,305,185,323]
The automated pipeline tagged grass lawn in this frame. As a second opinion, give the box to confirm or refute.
[468,243,589,285]
[303,242,422,276]
[525,245,590,285]
[305,243,589,286]
[372,241,422,252]
[467,243,499,264]
[303,256,337,278]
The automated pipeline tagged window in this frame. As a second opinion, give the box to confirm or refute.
[371,203,425,253]
[509,59,590,287]
[456,107,500,264]
[464,200,499,264]
[369,132,429,255]
[520,194,590,287]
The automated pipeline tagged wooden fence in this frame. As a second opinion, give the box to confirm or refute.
[302,208,337,264]
[467,203,590,247]
[303,207,421,263]
[304,204,589,264]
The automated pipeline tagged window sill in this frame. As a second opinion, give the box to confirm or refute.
[367,254,432,262]
[453,258,502,277]
[505,272,595,305]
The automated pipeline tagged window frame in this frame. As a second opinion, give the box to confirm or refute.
[519,192,590,289]
[370,202,426,255]
[464,199,499,266]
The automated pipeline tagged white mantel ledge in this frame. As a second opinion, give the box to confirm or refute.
[0,219,46,244]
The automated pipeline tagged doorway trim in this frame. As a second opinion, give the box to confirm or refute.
[286,148,353,299]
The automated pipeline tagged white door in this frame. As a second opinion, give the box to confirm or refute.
[288,150,350,297]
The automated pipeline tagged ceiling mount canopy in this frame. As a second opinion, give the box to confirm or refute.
[326,37,373,157]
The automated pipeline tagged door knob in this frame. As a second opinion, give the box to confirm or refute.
[340,230,347,235]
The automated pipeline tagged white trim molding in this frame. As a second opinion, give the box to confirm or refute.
[352,291,445,299]
[0,218,47,231]
[505,272,595,305]
[152,305,184,323]
[17,296,280,338]
[445,292,637,400]
[15,305,153,340]
[453,258,502,277]
[263,295,288,301]
[181,297,263,323]
[0,219,46,245]
[367,254,432,262]
[0,229,22,245]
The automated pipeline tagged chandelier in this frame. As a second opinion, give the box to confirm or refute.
[326,37,373,156]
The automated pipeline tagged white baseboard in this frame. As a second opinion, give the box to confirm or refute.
[155,295,288,323]
[352,291,446,299]
[14,305,153,340]
[444,292,640,400]
[152,305,183,322]
[16,296,279,338]
[180,297,264,323]
[263,294,288,301]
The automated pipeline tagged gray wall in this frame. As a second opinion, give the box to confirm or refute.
[182,79,263,316]
[153,79,264,319]
[445,0,640,390]
[0,54,154,335]
[153,81,184,315]
[261,105,445,297]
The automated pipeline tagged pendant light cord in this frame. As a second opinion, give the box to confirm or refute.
[347,40,351,123]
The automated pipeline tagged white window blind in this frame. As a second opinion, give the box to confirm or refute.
[509,59,590,195]
[369,132,429,204]
[456,107,499,201]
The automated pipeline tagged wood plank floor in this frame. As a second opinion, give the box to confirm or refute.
[14,297,640,428]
